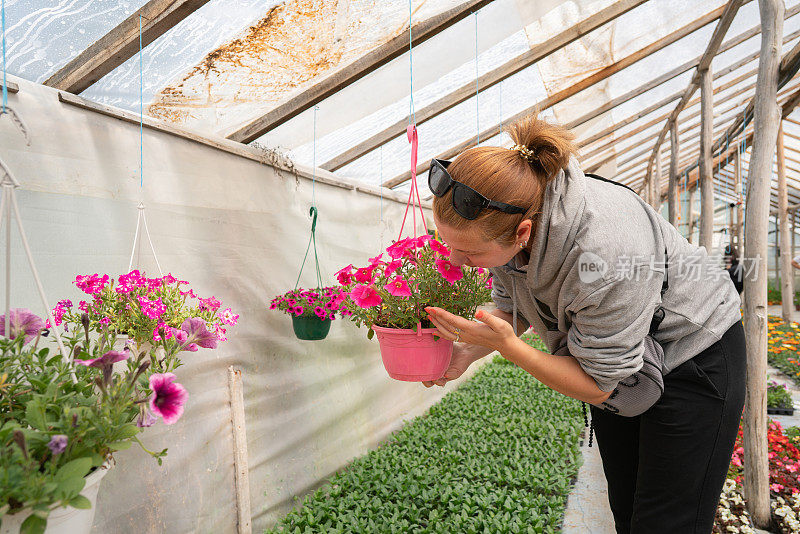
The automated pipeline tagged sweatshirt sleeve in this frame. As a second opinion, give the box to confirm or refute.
[566,268,663,392]
[490,273,514,314]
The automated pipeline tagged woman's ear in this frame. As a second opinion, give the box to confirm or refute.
[516,219,532,245]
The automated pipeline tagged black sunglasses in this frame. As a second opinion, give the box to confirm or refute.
[428,159,526,220]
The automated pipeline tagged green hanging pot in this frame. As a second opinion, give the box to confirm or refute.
[291,314,332,340]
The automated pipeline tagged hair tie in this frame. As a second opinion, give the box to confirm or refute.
[511,144,537,162]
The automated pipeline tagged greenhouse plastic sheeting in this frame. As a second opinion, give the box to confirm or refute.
[0,77,484,533]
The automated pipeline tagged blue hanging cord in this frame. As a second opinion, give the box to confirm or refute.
[498,80,502,129]
[312,105,318,206]
[2,0,8,113]
[474,11,479,145]
[295,105,322,291]
[139,15,143,188]
[408,0,415,124]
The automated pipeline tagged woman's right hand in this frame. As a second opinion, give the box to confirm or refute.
[422,343,485,388]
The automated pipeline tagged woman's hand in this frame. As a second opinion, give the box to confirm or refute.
[424,307,518,355]
[421,342,480,388]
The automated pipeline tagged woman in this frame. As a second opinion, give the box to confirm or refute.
[724,244,744,295]
[422,114,745,534]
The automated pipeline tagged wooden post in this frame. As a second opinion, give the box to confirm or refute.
[654,148,663,214]
[743,0,782,526]
[775,215,780,283]
[778,121,794,321]
[669,122,680,226]
[699,67,715,252]
[228,367,252,534]
[735,147,744,256]
[688,186,696,244]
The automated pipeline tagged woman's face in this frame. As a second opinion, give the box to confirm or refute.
[434,216,530,268]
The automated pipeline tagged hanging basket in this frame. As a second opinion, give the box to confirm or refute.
[292,315,332,341]
[371,325,453,381]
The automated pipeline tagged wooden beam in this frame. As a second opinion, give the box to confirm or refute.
[55,91,416,207]
[699,67,715,251]
[606,79,800,182]
[322,0,650,171]
[778,121,794,321]
[743,0,782,526]
[643,0,746,178]
[0,81,18,94]
[565,2,800,134]
[384,4,731,188]
[44,0,210,94]
[227,0,497,144]
[669,121,679,225]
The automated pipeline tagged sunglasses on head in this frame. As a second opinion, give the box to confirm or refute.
[428,159,527,220]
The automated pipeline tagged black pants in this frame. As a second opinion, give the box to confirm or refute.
[590,319,747,534]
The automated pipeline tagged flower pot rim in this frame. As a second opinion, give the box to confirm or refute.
[370,324,439,334]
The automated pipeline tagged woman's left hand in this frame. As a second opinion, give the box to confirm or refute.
[425,307,517,354]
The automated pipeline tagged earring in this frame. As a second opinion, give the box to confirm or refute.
[519,241,527,249]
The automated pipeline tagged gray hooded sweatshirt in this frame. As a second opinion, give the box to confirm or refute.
[489,156,742,398]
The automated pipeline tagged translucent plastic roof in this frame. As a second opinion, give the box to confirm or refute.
[6,0,800,211]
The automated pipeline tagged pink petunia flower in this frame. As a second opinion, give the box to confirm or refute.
[429,239,450,256]
[350,285,382,308]
[435,258,464,284]
[386,276,412,297]
[138,296,166,320]
[335,265,354,285]
[314,306,326,318]
[386,237,415,260]
[199,297,221,312]
[221,308,239,326]
[148,373,188,425]
[0,309,46,345]
[384,259,402,277]
[354,266,377,284]
[771,483,785,493]
[369,254,384,265]
[74,274,110,295]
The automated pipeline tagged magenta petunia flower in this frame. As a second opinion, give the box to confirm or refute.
[74,349,129,368]
[294,306,305,316]
[0,309,46,345]
[385,276,412,297]
[435,258,464,284]
[354,266,377,284]
[314,306,326,318]
[386,237,415,260]
[368,253,384,265]
[350,285,382,308]
[149,373,188,425]
[384,259,402,277]
[47,435,68,455]
[74,274,110,295]
[335,264,354,285]
[179,317,218,350]
[429,239,451,256]
[138,296,166,320]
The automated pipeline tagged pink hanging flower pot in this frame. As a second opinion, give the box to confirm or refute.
[371,324,453,381]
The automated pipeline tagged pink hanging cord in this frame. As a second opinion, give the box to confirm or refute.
[397,124,427,242]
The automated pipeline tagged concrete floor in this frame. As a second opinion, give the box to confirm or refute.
[562,427,616,533]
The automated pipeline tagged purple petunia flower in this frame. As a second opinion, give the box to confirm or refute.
[136,409,157,428]
[0,308,46,345]
[180,317,218,350]
[149,373,188,425]
[47,434,68,455]
[74,350,129,368]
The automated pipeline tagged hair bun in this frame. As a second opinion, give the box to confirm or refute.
[505,114,576,177]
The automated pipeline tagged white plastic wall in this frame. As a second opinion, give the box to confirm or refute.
[0,76,483,533]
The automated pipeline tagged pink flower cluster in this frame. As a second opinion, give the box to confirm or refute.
[270,287,350,320]
[62,270,238,346]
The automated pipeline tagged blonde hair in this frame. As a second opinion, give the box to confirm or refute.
[433,113,577,246]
